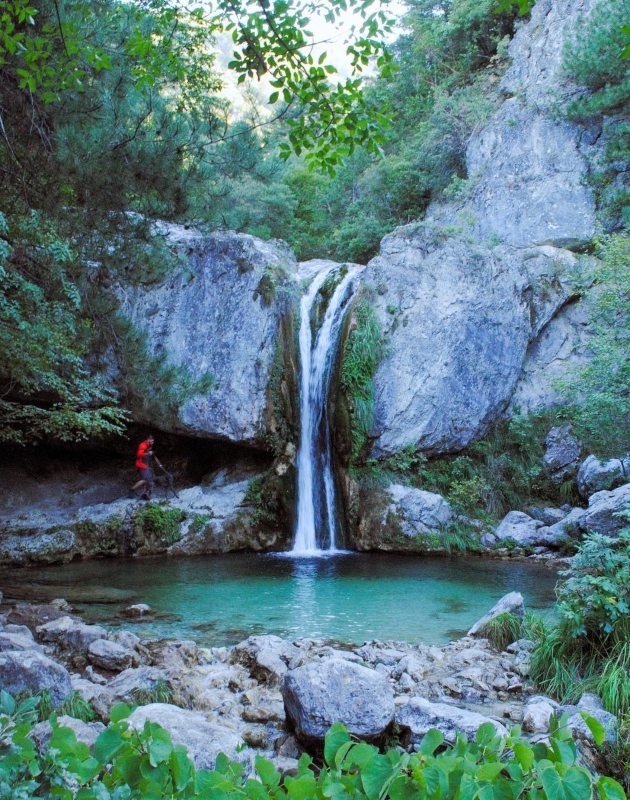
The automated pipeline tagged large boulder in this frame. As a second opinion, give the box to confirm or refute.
[0,650,72,706]
[494,512,544,546]
[386,485,452,535]
[88,639,136,672]
[543,426,582,484]
[581,484,630,537]
[468,592,525,637]
[578,455,630,499]
[281,658,395,746]
[126,703,245,770]
[0,529,75,565]
[117,228,298,444]
[397,698,508,744]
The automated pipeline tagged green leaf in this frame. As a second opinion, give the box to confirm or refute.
[579,713,605,747]
[147,727,173,766]
[170,747,193,791]
[597,776,626,800]
[361,755,397,800]
[324,723,351,768]
[94,726,126,764]
[418,728,444,755]
[110,704,132,723]
[540,766,593,800]
[256,756,281,788]
[513,742,534,772]
[477,763,505,781]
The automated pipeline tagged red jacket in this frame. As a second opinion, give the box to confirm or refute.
[136,440,152,470]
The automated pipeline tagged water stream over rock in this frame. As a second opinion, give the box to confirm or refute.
[293,263,364,554]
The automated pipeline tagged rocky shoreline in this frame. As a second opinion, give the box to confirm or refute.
[0,593,616,776]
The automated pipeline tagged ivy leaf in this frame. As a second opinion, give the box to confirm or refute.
[324,723,351,768]
[418,728,444,755]
[94,726,126,764]
[540,766,593,800]
[579,712,605,746]
[597,776,627,800]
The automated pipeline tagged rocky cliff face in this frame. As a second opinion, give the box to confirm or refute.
[117,226,299,447]
[363,0,600,457]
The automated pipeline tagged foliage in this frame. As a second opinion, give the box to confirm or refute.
[356,410,572,520]
[529,522,630,716]
[243,475,281,525]
[130,680,173,707]
[16,689,97,724]
[0,211,127,444]
[563,0,630,227]
[0,692,625,800]
[133,503,185,545]
[561,235,630,458]
[340,298,387,463]
[476,612,527,652]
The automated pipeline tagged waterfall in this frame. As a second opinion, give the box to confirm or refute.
[292,262,364,555]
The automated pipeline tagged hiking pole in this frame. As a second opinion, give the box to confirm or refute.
[158,464,179,499]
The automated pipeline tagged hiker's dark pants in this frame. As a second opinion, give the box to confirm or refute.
[137,467,154,495]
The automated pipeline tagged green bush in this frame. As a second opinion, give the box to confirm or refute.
[476,612,527,652]
[134,503,185,545]
[0,692,624,800]
[530,522,630,716]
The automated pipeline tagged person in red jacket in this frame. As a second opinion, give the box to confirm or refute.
[131,435,163,500]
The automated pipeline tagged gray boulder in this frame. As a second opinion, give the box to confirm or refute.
[36,616,108,652]
[567,694,617,745]
[231,635,299,686]
[0,650,72,706]
[126,703,245,769]
[107,666,170,701]
[582,484,630,537]
[386,485,452,535]
[0,628,42,652]
[468,592,524,637]
[543,426,582,484]
[522,695,560,733]
[397,698,508,744]
[57,716,107,749]
[88,639,136,672]
[494,512,544,546]
[117,228,297,445]
[281,658,395,745]
[578,455,630,499]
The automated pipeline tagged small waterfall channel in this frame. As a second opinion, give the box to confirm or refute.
[292,262,364,555]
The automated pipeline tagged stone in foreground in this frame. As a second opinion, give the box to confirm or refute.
[127,703,245,770]
[468,592,524,637]
[0,650,72,706]
[397,697,508,743]
[281,658,395,746]
[231,635,299,686]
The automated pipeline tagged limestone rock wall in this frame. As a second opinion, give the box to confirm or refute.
[362,0,601,457]
[117,226,299,447]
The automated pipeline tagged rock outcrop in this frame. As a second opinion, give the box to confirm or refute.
[360,0,600,458]
[117,227,299,446]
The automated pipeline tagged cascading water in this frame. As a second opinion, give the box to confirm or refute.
[292,262,364,555]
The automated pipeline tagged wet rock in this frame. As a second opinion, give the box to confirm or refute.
[0,650,72,706]
[543,426,582,484]
[282,658,395,746]
[397,698,508,744]
[494,512,544,546]
[468,592,525,637]
[127,703,246,770]
[88,639,136,672]
[0,529,75,565]
[231,635,299,686]
[122,603,152,618]
[578,455,630,499]
[36,616,108,652]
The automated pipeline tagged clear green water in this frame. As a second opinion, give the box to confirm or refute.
[2,554,558,647]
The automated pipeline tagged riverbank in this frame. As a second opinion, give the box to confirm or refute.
[0,593,617,777]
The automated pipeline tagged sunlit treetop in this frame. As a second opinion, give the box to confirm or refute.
[0,0,398,173]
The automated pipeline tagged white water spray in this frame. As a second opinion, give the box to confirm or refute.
[292,263,364,555]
